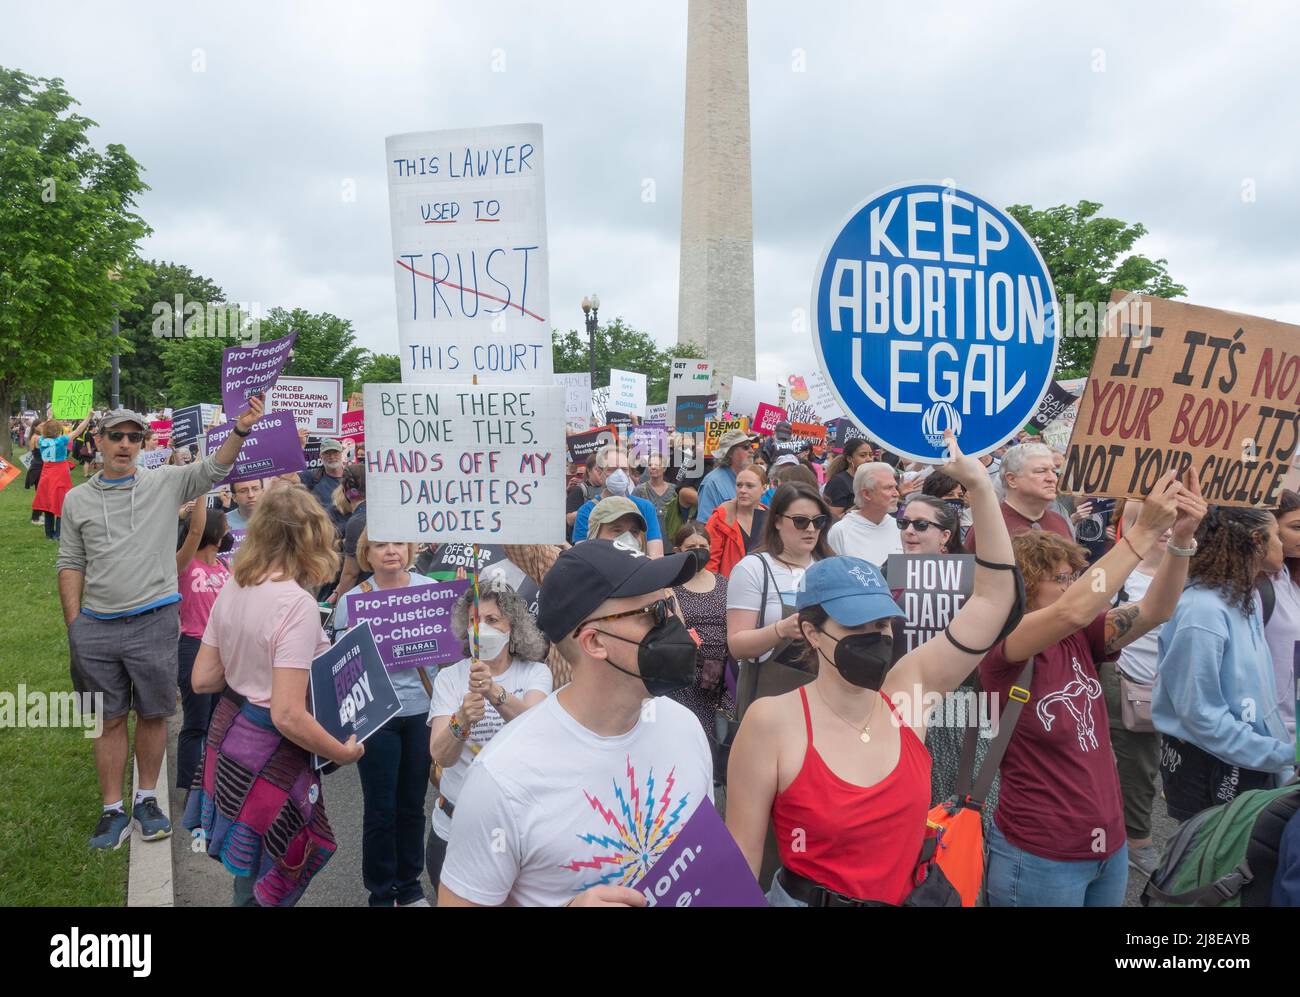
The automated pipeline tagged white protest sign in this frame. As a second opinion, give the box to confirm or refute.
[727,376,781,421]
[668,359,713,409]
[363,383,565,544]
[644,402,668,424]
[554,372,593,431]
[266,376,344,435]
[608,369,647,417]
[783,369,844,424]
[385,124,553,384]
[141,449,172,470]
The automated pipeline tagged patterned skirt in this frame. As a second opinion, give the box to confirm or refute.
[182,691,336,907]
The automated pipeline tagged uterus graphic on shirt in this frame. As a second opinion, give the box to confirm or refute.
[562,757,692,892]
[1035,658,1103,752]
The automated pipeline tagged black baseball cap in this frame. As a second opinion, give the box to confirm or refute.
[538,539,696,643]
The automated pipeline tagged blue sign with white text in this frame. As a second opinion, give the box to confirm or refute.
[812,182,1059,462]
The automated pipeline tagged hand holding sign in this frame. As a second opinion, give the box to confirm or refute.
[469,659,493,696]
[938,430,994,497]
[1134,472,1183,539]
[1170,467,1207,548]
[235,392,265,433]
[335,735,364,766]
[460,690,486,726]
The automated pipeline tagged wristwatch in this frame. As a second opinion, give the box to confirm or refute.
[1165,537,1198,557]
[232,424,251,438]
[493,685,508,708]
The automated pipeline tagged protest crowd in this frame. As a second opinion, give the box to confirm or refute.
[29,361,1300,909]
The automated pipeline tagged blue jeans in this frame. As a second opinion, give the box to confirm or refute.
[176,634,219,790]
[356,712,432,906]
[765,870,809,907]
[985,822,1129,907]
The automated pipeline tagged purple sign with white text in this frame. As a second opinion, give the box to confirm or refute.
[220,330,298,416]
[204,411,306,485]
[632,798,766,907]
[342,580,470,672]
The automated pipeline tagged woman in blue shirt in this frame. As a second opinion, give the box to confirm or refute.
[33,410,92,540]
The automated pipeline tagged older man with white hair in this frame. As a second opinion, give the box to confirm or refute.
[965,441,1073,554]
[826,461,903,566]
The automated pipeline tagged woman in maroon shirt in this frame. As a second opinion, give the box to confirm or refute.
[980,470,1205,906]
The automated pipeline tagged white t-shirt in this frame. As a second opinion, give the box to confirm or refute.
[1264,568,1300,736]
[426,656,553,840]
[726,553,809,663]
[827,510,903,566]
[439,692,712,907]
[1115,568,1160,684]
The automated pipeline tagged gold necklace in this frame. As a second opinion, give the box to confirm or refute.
[815,682,879,744]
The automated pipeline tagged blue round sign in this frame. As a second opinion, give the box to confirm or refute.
[812,182,1059,462]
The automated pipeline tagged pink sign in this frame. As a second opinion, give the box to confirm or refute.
[149,420,172,448]
[752,403,787,437]
[340,409,365,445]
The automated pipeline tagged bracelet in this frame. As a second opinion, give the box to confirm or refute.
[232,425,251,438]
[1165,537,1198,557]
[493,685,507,708]
[450,716,470,741]
[1121,535,1143,559]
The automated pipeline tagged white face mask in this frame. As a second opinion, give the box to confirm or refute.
[605,469,631,496]
[474,623,510,662]
[613,530,644,552]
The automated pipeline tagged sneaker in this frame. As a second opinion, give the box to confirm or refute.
[1128,842,1160,878]
[397,897,431,907]
[90,809,131,851]
[132,797,172,841]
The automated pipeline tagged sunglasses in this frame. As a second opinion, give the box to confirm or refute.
[578,596,677,634]
[896,517,940,533]
[105,431,145,443]
[781,513,829,532]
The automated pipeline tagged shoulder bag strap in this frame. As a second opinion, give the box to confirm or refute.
[955,655,1035,809]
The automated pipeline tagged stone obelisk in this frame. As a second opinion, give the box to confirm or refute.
[676,0,756,388]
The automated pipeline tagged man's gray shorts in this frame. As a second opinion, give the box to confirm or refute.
[69,604,181,721]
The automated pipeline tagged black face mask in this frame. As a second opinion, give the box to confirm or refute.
[816,630,894,690]
[685,547,709,574]
[595,615,700,697]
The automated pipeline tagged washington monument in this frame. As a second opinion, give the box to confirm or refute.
[676,0,756,387]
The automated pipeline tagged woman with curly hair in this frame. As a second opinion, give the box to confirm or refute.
[1153,505,1294,822]
[425,579,553,889]
[981,470,1204,907]
[1265,490,1300,738]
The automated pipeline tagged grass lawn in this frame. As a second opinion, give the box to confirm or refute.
[0,463,130,905]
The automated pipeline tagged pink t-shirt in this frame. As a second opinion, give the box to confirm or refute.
[179,559,231,638]
[201,576,329,708]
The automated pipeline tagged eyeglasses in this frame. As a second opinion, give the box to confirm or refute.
[105,431,144,443]
[780,513,829,532]
[896,517,939,533]
[1050,571,1082,586]
[578,596,678,633]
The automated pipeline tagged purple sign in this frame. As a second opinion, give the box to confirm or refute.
[629,423,667,462]
[220,330,298,417]
[632,798,766,907]
[217,528,246,569]
[342,580,470,672]
[204,411,307,485]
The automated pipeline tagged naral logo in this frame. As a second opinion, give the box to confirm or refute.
[49,928,151,977]
[921,400,962,448]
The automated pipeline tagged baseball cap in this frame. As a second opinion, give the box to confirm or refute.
[99,409,148,431]
[773,454,801,468]
[320,439,345,453]
[796,557,904,626]
[587,496,647,534]
[712,428,756,460]
[537,539,696,643]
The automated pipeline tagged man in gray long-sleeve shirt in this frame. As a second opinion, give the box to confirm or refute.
[57,396,264,850]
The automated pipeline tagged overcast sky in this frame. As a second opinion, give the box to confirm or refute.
[5,0,1298,384]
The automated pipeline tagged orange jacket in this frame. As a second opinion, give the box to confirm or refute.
[707,502,762,578]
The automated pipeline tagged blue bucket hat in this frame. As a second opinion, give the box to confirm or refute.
[796,557,904,626]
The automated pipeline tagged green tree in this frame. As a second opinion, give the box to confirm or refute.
[552,317,706,405]
[0,67,151,455]
[92,260,225,412]
[351,352,401,392]
[1006,200,1187,377]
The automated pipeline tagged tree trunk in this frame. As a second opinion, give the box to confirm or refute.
[0,382,13,461]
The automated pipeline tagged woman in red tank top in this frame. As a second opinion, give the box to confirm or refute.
[725,431,1019,906]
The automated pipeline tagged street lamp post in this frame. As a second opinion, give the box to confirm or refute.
[581,293,600,387]
[108,267,122,410]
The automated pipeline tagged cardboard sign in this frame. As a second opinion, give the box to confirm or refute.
[567,425,615,465]
[342,580,470,672]
[1061,293,1300,507]
[348,391,364,412]
[0,455,21,492]
[308,624,401,770]
[609,369,647,418]
[813,182,1059,463]
[385,124,553,384]
[753,403,788,436]
[50,380,93,420]
[886,555,975,658]
[555,372,593,431]
[632,799,766,908]
[266,376,344,435]
[171,405,204,446]
[203,411,307,485]
[667,359,713,411]
[141,448,172,470]
[149,420,172,448]
[727,376,780,421]
[363,383,566,544]
[674,394,714,433]
[339,409,365,446]
[220,331,298,417]
[1025,380,1080,435]
[704,417,750,455]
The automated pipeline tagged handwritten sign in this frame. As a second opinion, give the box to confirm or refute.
[668,359,713,411]
[632,799,766,908]
[753,402,787,436]
[220,331,297,417]
[203,411,307,485]
[609,369,648,417]
[645,403,668,425]
[555,372,593,432]
[266,376,343,435]
[141,448,172,470]
[342,580,469,672]
[308,624,401,770]
[886,555,975,658]
[784,369,844,424]
[363,384,565,544]
[1061,293,1300,508]
[385,124,553,384]
[50,380,93,420]
[567,425,615,465]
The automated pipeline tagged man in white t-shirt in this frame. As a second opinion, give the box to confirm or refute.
[437,539,711,907]
[826,462,903,566]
